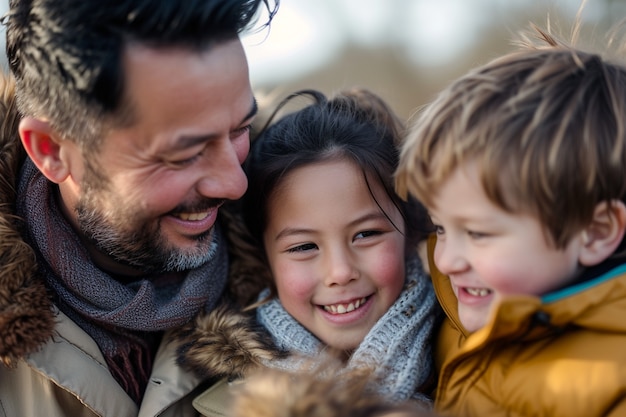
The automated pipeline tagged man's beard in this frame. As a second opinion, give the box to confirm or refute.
[75,185,218,274]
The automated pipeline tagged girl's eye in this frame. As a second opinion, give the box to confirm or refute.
[286,243,318,253]
[354,230,381,240]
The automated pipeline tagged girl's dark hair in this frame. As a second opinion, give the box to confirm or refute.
[242,88,430,270]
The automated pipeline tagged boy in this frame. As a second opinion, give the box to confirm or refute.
[395,27,626,417]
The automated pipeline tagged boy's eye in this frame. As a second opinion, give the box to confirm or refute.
[433,224,445,235]
[467,230,488,239]
[286,242,318,253]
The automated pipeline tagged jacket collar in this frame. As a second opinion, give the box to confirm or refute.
[428,234,626,348]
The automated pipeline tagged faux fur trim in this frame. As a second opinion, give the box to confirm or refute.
[0,73,56,367]
[228,365,434,417]
[174,301,281,380]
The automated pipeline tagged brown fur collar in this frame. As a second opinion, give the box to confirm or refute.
[0,74,56,367]
[173,301,281,380]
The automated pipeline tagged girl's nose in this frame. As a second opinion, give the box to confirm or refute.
[324,246,359,287]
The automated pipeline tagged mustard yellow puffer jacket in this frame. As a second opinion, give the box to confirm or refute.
[428,237,626,417]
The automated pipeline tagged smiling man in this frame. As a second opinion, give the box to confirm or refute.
[0,1,277,416]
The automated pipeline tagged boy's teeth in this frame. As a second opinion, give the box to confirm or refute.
[323,297,367,314]
[176,212,209,221]
[466,288,491,297]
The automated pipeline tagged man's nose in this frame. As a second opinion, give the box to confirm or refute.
[196,138,249,201]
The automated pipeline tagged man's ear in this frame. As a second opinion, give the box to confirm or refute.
[19,117,70,184]
[578,200,626,266]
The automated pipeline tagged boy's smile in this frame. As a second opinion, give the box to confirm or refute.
[428,161,584,332]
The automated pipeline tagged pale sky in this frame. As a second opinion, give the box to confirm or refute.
[242,0,489,85]
[0,1,611,85]
[241,0,594,88]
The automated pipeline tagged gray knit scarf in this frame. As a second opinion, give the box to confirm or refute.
[16,158,228,404]
[256,255,438,404]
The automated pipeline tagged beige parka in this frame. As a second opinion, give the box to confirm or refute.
[0,72,266,417]
[0,310,205,417]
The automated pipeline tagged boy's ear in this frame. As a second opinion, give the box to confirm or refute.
[19,117,70,184]
[578,200,626,266]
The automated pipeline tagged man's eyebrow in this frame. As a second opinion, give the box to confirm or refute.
[170,98,259,151]
[242,98,258,124]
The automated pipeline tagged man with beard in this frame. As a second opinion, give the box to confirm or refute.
[0,1,279,416]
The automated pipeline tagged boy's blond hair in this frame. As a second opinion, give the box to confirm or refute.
[396,26,626,248]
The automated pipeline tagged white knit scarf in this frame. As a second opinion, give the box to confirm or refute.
[256,255,439,404]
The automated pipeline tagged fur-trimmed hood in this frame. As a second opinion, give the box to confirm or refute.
[0,73,56,367]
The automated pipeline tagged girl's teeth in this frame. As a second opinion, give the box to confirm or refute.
[323,297,367,314]
[466,288,491,297]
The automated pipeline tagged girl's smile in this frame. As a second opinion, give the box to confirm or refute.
[263,158,406,350]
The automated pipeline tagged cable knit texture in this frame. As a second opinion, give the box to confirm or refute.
[256,255,439,404]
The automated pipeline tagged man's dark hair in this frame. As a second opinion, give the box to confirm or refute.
[4,0,278,148]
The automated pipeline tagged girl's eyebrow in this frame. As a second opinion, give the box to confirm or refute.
[273,212,389,242]
[274,227,315,242]
[347,212,388,228]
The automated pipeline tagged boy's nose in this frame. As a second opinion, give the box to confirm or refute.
[433,239,468,275]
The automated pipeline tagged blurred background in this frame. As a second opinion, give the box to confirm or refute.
[240,0,626,121]
[1,0,625,121]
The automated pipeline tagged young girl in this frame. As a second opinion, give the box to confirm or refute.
[178,88,440,415]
